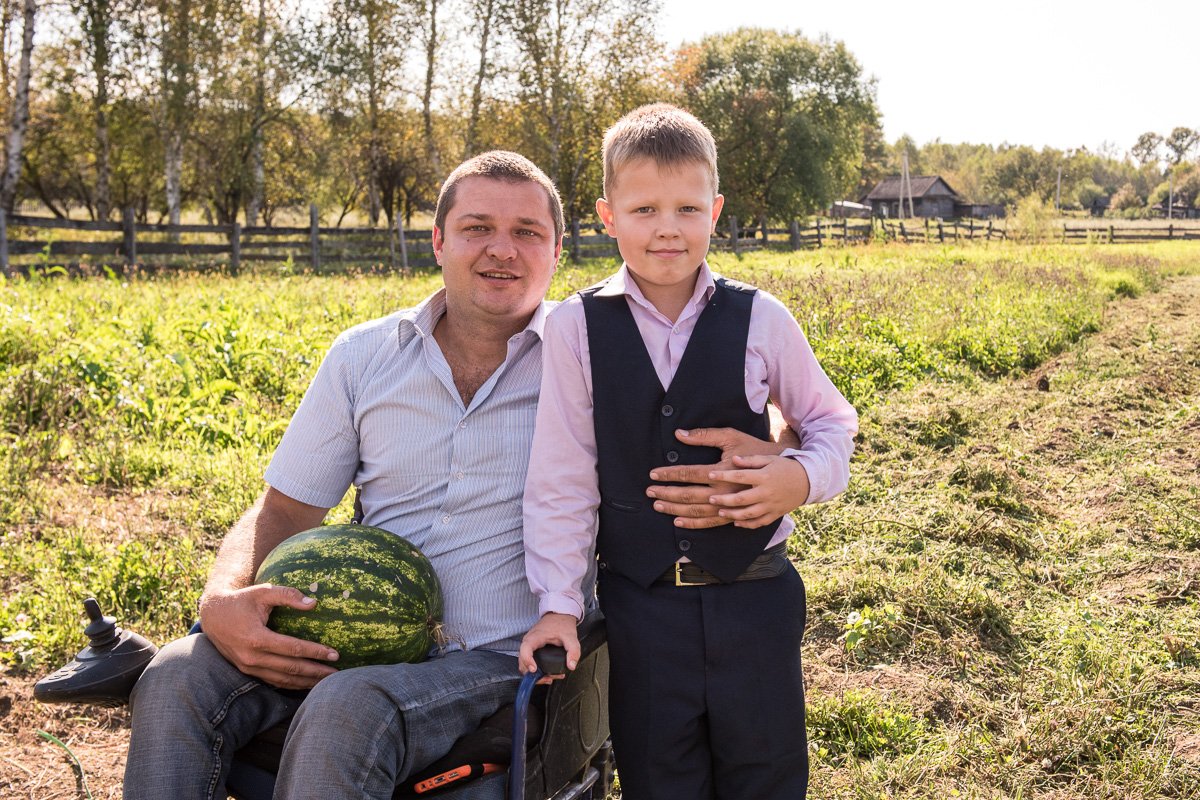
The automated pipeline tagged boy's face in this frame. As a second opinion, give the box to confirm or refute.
[596,157,723,297]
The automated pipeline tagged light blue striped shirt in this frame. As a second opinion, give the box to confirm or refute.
[265,289,551,655]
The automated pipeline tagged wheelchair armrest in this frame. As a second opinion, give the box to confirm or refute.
[532,608,605,676]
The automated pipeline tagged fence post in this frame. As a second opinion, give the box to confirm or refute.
[816,219,823,247]
[760,217,769,245]
[937,220,944,243]
[788,220,801,251]
[987,220,993,241]
[899,221,907,243]
[0,209,8,279]
[967,218,974,240]
[310,204,320,272]
[1168,224,1174,240]
[843,218,849,244]
[396,212,409,272]
[122,207,137,269]
[730,216,740,255]
[387,216,397,269]
[571,218,581,262]
[1108,225,1114,244]
[230,222,241,277]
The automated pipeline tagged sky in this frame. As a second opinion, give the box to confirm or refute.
[656,0,1200,156]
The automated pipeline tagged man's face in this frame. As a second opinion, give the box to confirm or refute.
[433,176,561,330]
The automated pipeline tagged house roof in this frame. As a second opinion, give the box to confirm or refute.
[864,175,961,201]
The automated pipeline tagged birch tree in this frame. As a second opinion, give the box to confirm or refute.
[0,0,35,214]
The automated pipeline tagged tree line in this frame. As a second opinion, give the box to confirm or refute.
[0,0,1195,232]
[883,127,1200,217]
[0,2,878,230]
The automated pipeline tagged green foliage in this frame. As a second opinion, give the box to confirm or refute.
[673,28,880,223]
[808,689,934,759]
[1110,182,1144,213]
[1008,195,1056,244]
[5,244,1200,800]
[1,530,208,669]
[839,602,904,657]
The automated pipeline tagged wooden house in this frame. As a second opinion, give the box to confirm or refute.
[862,175,962,218]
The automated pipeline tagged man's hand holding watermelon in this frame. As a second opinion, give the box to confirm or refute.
[198,488,338,690]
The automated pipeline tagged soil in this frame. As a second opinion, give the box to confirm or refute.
[3,274,1199,799]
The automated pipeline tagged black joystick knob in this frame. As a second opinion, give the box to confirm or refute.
[33,598,159,707]
[82,598,119,649]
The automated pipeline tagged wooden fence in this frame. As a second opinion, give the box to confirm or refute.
[1059,224,1200,244]
[3,207,1198,278]
[0,205,437,278]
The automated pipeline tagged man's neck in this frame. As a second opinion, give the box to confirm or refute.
[432,308,529,406]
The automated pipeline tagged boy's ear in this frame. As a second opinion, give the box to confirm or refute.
[596,197,617,236]
[710,194,725,232]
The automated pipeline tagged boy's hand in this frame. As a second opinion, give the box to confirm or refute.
[647,427,787,529]
[518,612,580,680]
[707,454,811,528]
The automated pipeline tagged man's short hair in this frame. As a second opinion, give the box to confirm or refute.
[602,103,719,198]
[435,151,565,241]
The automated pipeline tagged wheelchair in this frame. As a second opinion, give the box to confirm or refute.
[35,598,613,799]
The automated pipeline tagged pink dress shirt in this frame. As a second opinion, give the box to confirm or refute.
[524,263,858,620]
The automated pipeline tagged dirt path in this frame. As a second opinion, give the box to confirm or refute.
[3,274,1199,800]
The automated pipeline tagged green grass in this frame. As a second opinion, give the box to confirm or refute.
[3,240,1199,798]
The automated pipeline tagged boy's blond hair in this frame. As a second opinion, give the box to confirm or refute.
[602,103,719,198]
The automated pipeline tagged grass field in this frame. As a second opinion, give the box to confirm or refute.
[2,241,1198,798]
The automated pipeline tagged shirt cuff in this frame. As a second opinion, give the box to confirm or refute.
[780,448,827,505]
[538,592,584,622]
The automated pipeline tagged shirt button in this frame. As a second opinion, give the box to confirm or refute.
[678,539,692,551]
[459,421,467,429]
[455,471,464,480]
[666,450,679,463]
[661,404,674,417]
[441,514,450,524]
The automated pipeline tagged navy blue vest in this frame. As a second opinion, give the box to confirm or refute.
[581,278,782,587]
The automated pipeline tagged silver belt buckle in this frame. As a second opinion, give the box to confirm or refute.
[674,562,704,587]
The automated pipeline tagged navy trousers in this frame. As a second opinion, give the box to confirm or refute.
[598,564,809,800]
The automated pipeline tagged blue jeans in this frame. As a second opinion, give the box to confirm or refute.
[124,633,520,800]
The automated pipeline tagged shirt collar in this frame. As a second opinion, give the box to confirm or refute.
[397,288,554,346]
[596,262,717,313]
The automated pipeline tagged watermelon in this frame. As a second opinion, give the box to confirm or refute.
[254,524,444,669]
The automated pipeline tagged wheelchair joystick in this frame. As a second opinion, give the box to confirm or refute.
[33,598,159,707]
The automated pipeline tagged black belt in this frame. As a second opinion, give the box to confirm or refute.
[654,543,789,587]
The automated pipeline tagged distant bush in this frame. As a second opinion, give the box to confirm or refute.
[1109,182,1144,213]
[1008,195,1055,243]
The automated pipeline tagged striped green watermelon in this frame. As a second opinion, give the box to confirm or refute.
[254,524,443,669]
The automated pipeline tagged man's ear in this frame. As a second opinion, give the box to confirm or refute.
[596,197,616,237]
[432,225,444,265]
[710,194,725,233]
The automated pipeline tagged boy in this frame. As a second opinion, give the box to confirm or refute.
[520,104,857,799]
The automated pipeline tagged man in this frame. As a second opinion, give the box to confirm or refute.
[123,151,785,800]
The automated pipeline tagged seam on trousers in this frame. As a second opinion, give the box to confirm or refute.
[206,734,224,800]
[372,703,406,792]
[209,680,263,728]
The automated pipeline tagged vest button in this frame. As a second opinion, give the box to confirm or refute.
[678,539,692,551]
[598,561,608,570]
[661,404,674,417]
[665,450,679,463]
